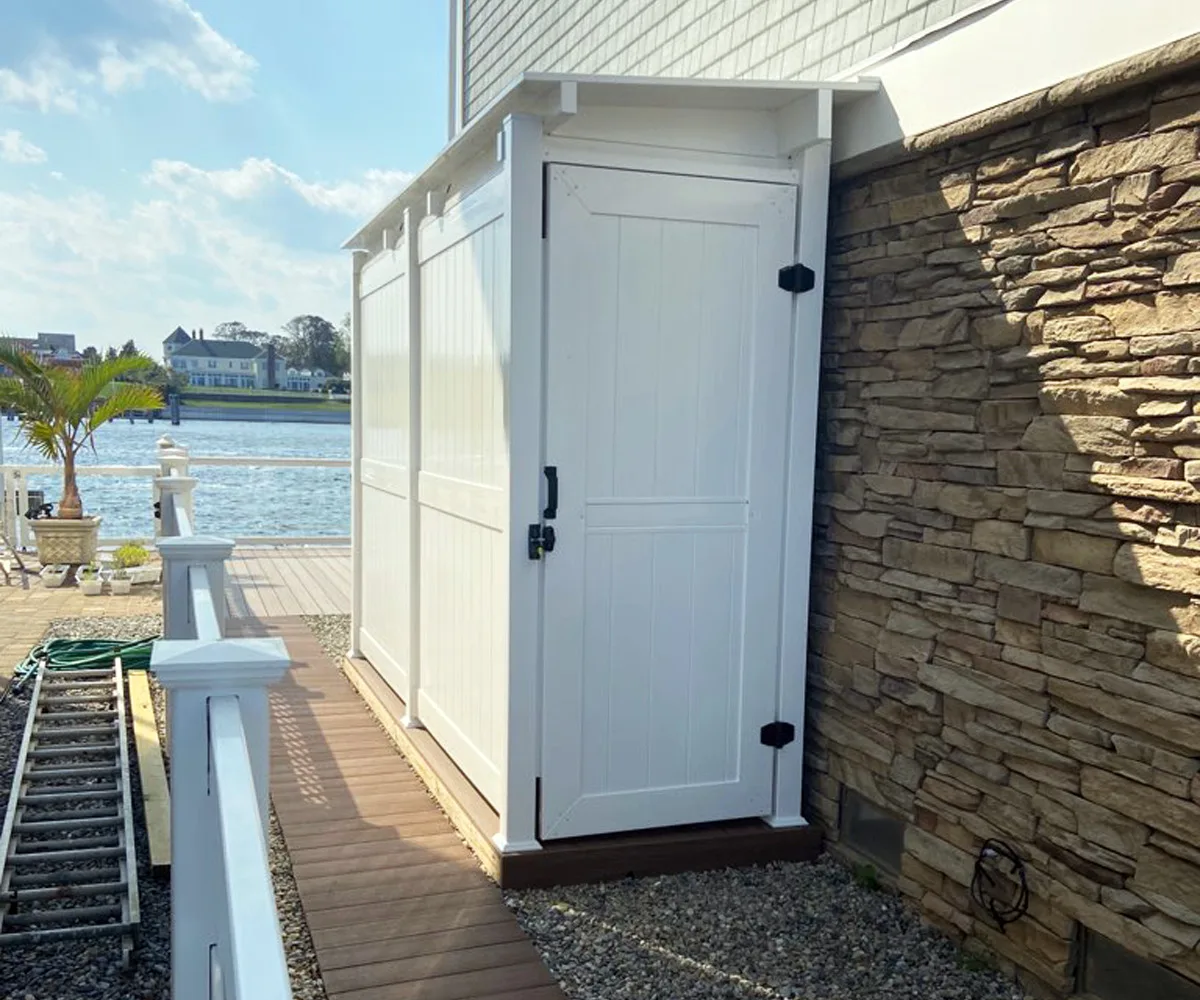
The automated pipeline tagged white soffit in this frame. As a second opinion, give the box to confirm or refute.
[343,72,879,251]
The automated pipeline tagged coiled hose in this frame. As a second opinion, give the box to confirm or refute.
[6,637,159,699]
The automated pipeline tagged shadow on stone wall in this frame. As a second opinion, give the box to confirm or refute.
[805,65,1200,996]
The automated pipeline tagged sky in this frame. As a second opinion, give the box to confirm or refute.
[0,0,447,352]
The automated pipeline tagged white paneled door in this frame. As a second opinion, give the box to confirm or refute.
[540,164,797,840]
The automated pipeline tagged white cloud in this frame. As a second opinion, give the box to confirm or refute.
[0,130,48,164]
[0,0,255,112]
[0,55,82,113]
[146,157,412,219]
[0,182,347,351]
[97,0,256,102]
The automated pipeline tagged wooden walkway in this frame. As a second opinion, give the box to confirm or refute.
[240,617,564,1000]
[226,546,350,619]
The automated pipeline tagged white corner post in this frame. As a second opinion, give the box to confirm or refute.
[403,205,425,729]
[496,112,544,855]
[349,249,367,660]
[157,535,234,639]
[770,88,833,829]
[151,636,290,1000]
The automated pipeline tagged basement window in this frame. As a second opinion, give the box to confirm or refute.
[1080,929,1200,1000]
[839,786,904,875]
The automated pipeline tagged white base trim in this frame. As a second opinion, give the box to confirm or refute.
[492,833,542,855]
[764,815,810,830]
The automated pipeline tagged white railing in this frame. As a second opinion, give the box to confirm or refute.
[150,442,293,1000]
[0,436,350,548]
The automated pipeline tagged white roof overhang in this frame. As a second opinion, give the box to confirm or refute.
[342,72,879,251]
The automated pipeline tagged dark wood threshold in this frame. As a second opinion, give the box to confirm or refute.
[342,654,823,890]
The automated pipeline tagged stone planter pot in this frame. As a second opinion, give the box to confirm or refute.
[29,517,101,568]
[130,565,161,586]
[40,566,69,589]
[110,575,132,596]
[78,577,103,596]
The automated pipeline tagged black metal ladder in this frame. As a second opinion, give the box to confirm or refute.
[0,661,140,966]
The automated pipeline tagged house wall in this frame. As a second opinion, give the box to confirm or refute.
[809,61,1200,994]
[460,0,982,122]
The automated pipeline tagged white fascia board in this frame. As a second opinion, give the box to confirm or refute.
[342,72,879,251]
[834,0,1200,165]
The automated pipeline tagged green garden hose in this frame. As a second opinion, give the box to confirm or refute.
[8,636,160,696]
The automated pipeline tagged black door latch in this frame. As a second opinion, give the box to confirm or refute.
[760,721,795,749]
[528,523,556,560]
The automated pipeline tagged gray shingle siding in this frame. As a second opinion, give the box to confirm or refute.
[462,0,981,121]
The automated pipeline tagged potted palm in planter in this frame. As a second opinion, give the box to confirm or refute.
[0,349,163,567]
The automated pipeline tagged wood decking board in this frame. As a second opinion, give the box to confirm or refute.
[236,616,563,1000]
[225,546,350,619]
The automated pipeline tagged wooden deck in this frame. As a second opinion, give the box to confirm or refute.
[225,546,350,620]
[236,617,564,1000]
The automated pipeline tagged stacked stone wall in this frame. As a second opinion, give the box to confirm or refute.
[809,64,1200,994]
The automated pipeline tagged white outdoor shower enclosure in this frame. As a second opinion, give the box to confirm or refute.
[347,74,873,854]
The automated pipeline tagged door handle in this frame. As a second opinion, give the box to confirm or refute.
[543,466,558,520]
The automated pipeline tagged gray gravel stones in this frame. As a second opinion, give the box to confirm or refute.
[506,857,1029,1000]
[0,615,329,1000]
[302,615,351,667]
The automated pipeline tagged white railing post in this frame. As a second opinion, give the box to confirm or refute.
[155,474,197,542]
[156,535,234,640]
[151,637,290,1000]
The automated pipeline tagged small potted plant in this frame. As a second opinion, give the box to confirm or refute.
[109,567,132,595]
[0,348,163,567]
[112,543,157,585]
[40,564,69,588]
[77,563,103,596]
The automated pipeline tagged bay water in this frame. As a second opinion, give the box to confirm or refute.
[2,418,351,540]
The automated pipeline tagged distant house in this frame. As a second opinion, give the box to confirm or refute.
[284,368,326,392]
[1,333,83,369]
[162,327,285,389]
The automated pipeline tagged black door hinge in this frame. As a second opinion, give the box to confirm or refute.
[153,500,161,520]
[528,523,556,560]
[778,263,815,294]
[760,721,795,749]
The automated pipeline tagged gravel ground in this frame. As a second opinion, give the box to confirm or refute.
[506,857,1029,1000]
[303,614,352,669]
[0,615,328,1000]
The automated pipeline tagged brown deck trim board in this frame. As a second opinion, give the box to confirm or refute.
[238,617,565,1000]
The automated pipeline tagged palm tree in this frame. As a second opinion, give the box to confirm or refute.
[0,348,164,519]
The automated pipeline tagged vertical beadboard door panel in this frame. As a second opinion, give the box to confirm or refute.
[416,178,509,809]
[359,248,411,698]
[541,164,796,840]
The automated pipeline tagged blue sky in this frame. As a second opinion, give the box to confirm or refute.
[0,0,447,352]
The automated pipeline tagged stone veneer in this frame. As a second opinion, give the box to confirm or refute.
[807,61,1200,995]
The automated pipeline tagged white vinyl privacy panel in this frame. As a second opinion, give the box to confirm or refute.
[416,174,510,807]
[358,248,411,695]
[461,0,979,120]
[539,165,797,839]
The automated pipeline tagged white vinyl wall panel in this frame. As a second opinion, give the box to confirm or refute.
[461,0,980,120]
[416,182,509,807]
[359,250,411,696]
